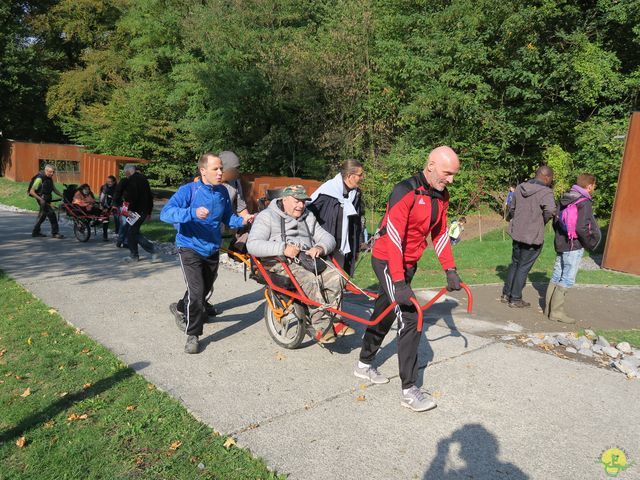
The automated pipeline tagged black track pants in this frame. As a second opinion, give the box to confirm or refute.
[359,256,420,389]
[176,248,219,337]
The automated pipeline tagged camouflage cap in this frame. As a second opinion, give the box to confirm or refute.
[281,184,311,200]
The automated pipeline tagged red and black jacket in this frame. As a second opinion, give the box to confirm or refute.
[373,172,455,282]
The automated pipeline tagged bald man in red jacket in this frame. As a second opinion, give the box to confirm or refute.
[354,146,463,412]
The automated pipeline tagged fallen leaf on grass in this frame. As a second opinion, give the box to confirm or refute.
[169,440,182,450]
[147,384,156,390]
[26,337,32,346]
[40,332,49,337]
[15,375,23,380]
[356,395,366,401]
[48,309,57,315]
[20,387,31,397]
[75,328,82,335]
[223,437,236,449]
[4,372,12,377]
[58,365,64,370]
[67,413,88,421]
[81,348,90,354]
[126,405,136,411]
[82,383,91,390]
[59,392,68,397]
[0,349,7,357]
[16,436,26,448]
[43,420,55,429]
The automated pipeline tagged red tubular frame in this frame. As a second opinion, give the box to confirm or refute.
[252,256,473,333]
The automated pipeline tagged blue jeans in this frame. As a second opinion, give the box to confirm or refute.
[551,249,583,288]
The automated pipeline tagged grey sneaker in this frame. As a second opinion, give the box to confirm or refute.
[184,335,199,354]
[354,364,389,384]
[400,386,437,412]
[170,303,186,331]
[123,255,139,263]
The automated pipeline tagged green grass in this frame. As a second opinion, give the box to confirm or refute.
[591,329,640,349]
[352,226,640,289]
[0,177,65,212]
[141,220,177,243]
[0,271,281,479]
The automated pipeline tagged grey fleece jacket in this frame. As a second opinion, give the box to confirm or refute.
[246,200,336,258]
[508,179,556,245]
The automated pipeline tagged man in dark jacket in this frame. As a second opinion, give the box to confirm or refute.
[119,164,157,262]
[307,159,365,277]
[544,173,601,323]
[29,164,65,238]
[502,166,555,308]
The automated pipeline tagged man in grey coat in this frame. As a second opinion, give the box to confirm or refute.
[502,166,556,308]
[247,185,346,343]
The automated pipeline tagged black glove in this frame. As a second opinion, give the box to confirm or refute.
[446,268,462,291]
[393,281,416,306]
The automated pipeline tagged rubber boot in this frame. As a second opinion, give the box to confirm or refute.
[543,283,557,318]
[548,286,576,324]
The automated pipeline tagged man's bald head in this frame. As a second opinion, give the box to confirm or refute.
[535,165,554,186]
[424,146,460,191]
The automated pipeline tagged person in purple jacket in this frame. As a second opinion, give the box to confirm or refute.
[161,153,249,354]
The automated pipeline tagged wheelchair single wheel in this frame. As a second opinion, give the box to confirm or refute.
[74,219,91,242]
[264,292,306,349]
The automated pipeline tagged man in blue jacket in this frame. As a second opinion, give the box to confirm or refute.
[161,153,248,354]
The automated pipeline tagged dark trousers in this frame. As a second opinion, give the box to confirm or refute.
[502,241,542,300]
[33,200,59,235]
[177,248,220,336]
[360,257,419,390]
[127,215,155,258]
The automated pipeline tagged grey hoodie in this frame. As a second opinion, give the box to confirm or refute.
[247,199,336,258]
[508,179,556,245]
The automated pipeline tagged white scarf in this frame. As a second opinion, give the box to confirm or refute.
[310,174,358,254]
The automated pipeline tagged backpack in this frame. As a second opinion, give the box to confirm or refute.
[27,173,43,196]
[555,197,588,241]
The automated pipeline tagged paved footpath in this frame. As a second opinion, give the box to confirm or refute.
[1,209,639,480]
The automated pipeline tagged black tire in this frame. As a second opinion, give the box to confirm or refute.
[264,291,306,349]
[74,220,91,242]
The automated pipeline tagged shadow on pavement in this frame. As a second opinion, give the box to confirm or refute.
[200,303,265,350]
[0,366,141,444]
[0,212,177,284]
[423,423,529,479]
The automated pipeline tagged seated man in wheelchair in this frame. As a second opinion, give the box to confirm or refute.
[247,185,353,343]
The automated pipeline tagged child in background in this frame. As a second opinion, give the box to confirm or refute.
[448,217,466,245]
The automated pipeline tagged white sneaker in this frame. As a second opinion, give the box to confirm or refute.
[401,386,437,412]
[353,364,389,384]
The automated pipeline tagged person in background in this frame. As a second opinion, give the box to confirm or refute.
[29,164,64,239]
[504,184,516,220]
[544,173,601,324]
[100,175,119,241]
[118,164,157,262]
[72,184,102,215]
[501,166,555,308]
[448,216,467,245]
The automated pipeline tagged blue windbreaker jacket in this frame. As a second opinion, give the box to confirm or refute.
[160,180,244,257]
